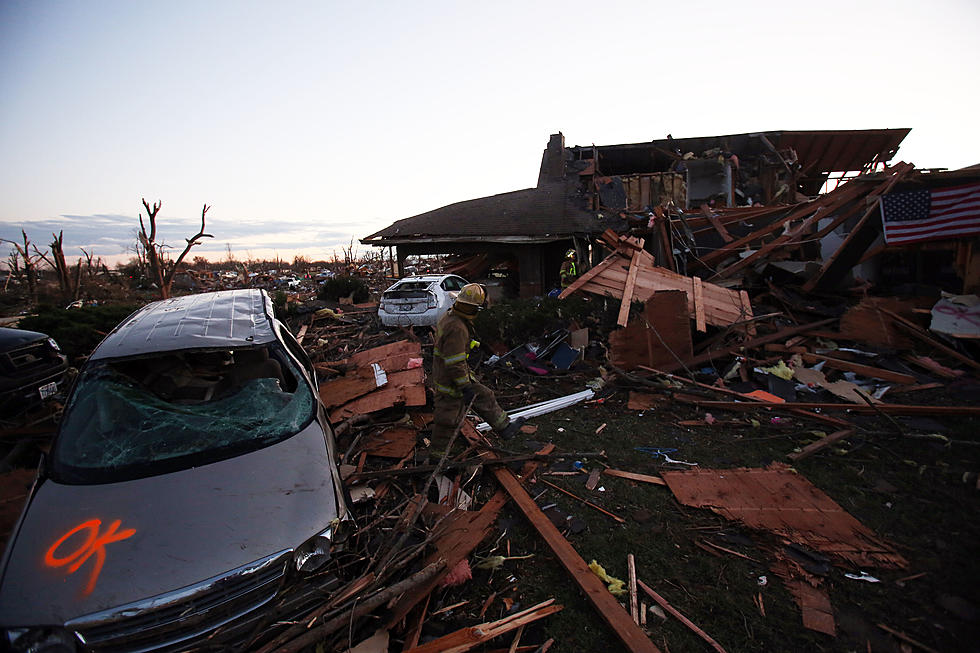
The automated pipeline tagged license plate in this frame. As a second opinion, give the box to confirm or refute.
[38,381,58,400]
[400,305,414,311]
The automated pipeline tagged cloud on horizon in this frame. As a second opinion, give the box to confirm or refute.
[0,213,379,262]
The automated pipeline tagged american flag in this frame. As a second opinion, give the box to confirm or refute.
[880,181,980,245]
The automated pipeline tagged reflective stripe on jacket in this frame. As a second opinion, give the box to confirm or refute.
[433,311,473,396]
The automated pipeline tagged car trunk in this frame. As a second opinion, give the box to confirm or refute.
[382,285,435,315]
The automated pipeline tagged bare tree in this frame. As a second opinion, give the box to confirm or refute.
[138,199,214,299]
[1,230,45,304]
[34,231,81,302]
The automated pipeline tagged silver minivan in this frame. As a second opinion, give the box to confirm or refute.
[0,289,348,652]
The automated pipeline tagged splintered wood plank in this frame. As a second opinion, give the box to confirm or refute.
[617,249,642,327]
[406,600,562,653]
[661,464,907,569]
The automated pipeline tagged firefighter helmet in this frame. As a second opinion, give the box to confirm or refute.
[565,249,577,259]
[453,283,487,317]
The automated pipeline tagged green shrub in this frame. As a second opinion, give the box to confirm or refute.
[474,295,614,345]
[19,303,142,363]
[317,275,369,303]
[272,290,288,312]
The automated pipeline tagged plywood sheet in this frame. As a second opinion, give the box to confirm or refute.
[318,365,386,409]
[839,298,915,349]
[362,426,418,458]
[661,463,907,569]
[610,291,693,371]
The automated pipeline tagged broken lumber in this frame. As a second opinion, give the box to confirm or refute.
[636,580,728,653]
[617,249,642,327]
[261,561,445,653]
[537,478,626,523]
[406,599,562,653]
[884,308,980,372]
[603,469,666,486]
[663,318,837,373]
[386,444,556,626]
[489,465,661,653]
[686,400,980,417]
[787,429,856,462]
[799,353,917,385]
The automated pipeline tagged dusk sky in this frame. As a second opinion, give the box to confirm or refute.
[2,0,979,265]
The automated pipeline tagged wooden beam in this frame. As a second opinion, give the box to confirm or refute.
[617,249,642,327]
[685,400,980,416]
[803,163,914,292]
[692,276,706,332]
[636,364,853,429]
[883,309,980,372]
[637,580,728,653]
[702,205,734,243]
[657,215,675,272]
[603,469,666,486]
[800,353,917,385]
[490,466,662,653]
[662,318,837,373]
[558,254,621,299]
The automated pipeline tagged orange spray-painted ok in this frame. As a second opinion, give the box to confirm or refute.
[44,519,136,596]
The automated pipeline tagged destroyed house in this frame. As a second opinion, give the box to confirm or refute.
[362,129,910,296]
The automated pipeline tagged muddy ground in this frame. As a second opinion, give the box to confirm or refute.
[408,375,980,653]
[2,296,978,652]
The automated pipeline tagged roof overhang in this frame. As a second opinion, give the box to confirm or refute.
[361,235,583,247]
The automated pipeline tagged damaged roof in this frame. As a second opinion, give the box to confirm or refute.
[362,179,602,245]
[582,128,910,178]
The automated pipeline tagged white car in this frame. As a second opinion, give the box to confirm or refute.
[378,274,468,327]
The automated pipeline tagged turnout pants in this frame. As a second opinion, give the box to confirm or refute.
[431,381,508,448]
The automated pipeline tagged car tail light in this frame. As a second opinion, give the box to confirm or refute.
[426,292,437,309]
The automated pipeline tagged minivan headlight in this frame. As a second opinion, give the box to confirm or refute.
[5,627,79,653]
[292,526,334,573]
[292,518,351,573]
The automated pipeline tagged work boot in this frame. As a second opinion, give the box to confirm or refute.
[498,417,526,440]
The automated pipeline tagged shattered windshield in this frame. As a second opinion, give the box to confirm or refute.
[51,345,314,483]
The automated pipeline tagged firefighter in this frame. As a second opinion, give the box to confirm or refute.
[560,249,578,289]
[431,283,524,448]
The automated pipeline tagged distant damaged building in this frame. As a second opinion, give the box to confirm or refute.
[362,129,911,296]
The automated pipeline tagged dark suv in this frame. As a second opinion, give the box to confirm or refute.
[0,327,68,420]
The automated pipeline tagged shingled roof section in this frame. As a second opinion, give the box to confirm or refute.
[362,179,602,244]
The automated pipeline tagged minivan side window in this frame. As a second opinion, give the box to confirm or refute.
[278,322,314,380]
